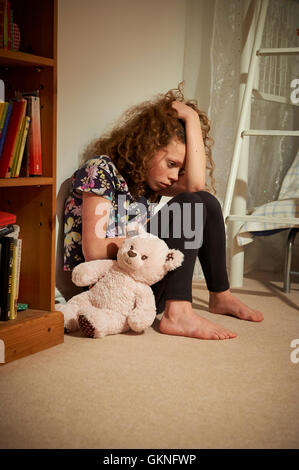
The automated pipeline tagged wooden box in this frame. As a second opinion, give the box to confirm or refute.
[0,309,64,365]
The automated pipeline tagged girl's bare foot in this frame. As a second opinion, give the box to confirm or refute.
[159,300,237,340]
[209,289,264,322]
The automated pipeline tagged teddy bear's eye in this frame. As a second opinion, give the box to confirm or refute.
[141,255,148,260]
[130,245,134,250]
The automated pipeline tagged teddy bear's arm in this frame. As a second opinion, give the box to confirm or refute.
[127,285,156,333]
[72,259,117,286]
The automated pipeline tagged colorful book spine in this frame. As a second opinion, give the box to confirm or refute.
[29,96,42,176]
[5,99,27,177]
[0,210,16,225]
[6,0,10,50]
[15,238,22,307]
[8,237,17,319]
[12,115,30,177]
[0,101,12,158]
[9,5,12,51]
[0,99,27,177]
[9,113,24,177]
[0,235,14,321]
[0,0,5,48]
[0,225,21,321]
[0,102,5,137]
[3,0,7,49]
[0,102,8,142]
[0,236,9,320]
[0,224,14,237]
[0,78,4,101]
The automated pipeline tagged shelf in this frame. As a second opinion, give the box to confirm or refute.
[0,49,54,68]
[0,309,64,365]
[0,308,58,329]
[0,177,54,187]
[0,0,58,365]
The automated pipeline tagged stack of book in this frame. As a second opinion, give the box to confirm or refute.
[0,210,22,321]
[0,91,42,178]
[0,0,20,51]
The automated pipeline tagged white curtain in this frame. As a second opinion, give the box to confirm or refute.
[186,0,299,280]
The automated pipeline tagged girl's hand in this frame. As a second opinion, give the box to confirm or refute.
[171,101,198,122]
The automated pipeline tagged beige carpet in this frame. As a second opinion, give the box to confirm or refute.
[0,270,299,449]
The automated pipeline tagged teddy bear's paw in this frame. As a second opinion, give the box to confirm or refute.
[65,317,80,333]
[78,314,96,338]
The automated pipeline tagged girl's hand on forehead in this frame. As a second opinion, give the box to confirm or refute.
[171,101,198,122]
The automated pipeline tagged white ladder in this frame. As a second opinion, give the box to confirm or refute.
[223,0,299,287]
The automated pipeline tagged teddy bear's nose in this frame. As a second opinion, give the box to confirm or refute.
[128,250,137,258]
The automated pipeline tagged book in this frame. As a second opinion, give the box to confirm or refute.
[6,0,10,50]
[9,236,22,319]
[0,99,27,177]
[0,102,8,143]
[5,99,27,177]
[0,210,16,226]
[0,225,21,321]
[0,237,9,320]
[0,78,3,101]
[9,112,24,176]
[0,224,14,237]
[8,236,17,319]
[16,92,43,176]
[12,22,20,52]
[0,101,12,157]
[3,0,7,49]
[0,235,14,320]
[0,102,5,136]
[12,115,30,177]
[14,238,22,309]
[28,95,42,176]
[0,1,5,48]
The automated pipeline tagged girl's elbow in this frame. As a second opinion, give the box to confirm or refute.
[191,182,205,192]
[195,179,206,192]
[82,238,104,261]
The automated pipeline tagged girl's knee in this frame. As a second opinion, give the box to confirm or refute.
[174,190,221,210]
[194,190,222,212]
[174,191,203,204]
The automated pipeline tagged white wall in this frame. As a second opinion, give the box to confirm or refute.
[183,0,215,113]
[57,0,187,191]
[56,0,188,298]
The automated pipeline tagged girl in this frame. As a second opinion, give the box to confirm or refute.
[64,83,264,340]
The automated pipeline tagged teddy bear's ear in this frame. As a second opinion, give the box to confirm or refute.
[164,249,184,272]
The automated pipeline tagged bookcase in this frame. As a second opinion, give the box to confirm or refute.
[0,0,64,365]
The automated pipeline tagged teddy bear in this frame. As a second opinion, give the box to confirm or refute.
[55,226,184,338]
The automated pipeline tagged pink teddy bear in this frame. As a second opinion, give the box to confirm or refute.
[56,227,183,338]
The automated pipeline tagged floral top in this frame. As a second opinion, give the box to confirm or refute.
[63,155,156,271]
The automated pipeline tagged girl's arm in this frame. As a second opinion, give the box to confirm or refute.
[82,192,127,260]
[159,102,206,196]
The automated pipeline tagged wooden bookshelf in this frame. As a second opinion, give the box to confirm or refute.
[0,0,63,365]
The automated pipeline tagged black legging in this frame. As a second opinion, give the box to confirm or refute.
[145,191,230,314]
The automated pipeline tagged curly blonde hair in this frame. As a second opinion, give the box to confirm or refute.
[81,82,216,202]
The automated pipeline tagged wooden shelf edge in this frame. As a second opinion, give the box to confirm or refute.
[0,177,54,187]
[0,49,54,67]
[0,309,64,365]
[0,309,63,330]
